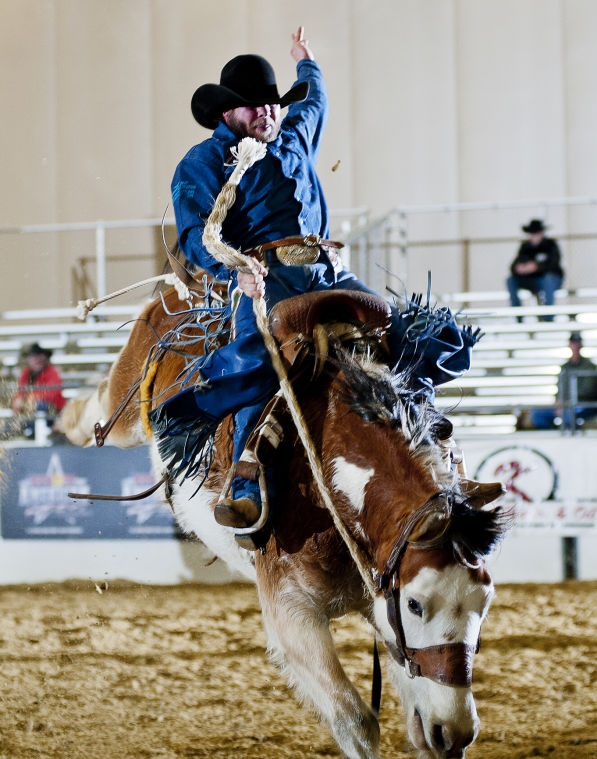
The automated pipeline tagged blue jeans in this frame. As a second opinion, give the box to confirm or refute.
[506,272,562,321]
[530,406,597,430]
[158,254,476,502]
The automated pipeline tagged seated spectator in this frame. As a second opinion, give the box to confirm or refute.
[11,343,66,438]
[506,218,564,322]
[530,332,597,430]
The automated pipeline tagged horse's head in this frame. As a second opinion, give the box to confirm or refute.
[376,497,508,759]
[321,352,511,759]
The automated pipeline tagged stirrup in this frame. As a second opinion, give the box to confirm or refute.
[216,461,270,543]
[246,390,289,466]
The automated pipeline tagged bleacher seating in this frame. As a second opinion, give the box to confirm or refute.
[433,288,597,433]
[1,289,596,436]
[0,304,139,402]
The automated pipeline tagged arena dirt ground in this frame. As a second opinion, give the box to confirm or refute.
[0,578,595,759]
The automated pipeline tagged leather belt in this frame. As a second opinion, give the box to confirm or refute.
[246,235,344,267]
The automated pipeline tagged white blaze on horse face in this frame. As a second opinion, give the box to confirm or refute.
[399,563,494,650]
[379,563,493,757]
[331,456,375,514]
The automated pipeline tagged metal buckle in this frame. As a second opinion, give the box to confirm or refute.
[303,234,321,246]
[406,657,419,679]
[275,245,320,266]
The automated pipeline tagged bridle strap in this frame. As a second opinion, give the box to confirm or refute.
[378,491,453,587]
[94,377,143,446]
[68,473,168,502]
[371,635,382,717]
[376,491,479,687]
[406,642,476,687]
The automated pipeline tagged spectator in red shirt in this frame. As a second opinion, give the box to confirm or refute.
[12,343,66,436]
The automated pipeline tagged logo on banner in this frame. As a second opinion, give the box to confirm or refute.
[474,446,557,502]
[18,453,91,533]
[121,473,175,535]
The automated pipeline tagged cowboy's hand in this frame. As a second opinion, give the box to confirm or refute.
[237,263,267,300]
[291,26,314,62]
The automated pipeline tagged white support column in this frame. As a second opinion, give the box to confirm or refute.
[95,223,106,298]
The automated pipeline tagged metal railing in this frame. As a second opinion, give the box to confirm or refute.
[0,209,370,304]
[343,195,597,293]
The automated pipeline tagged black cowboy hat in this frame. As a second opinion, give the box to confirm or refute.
[191,54,309,129]
[24,342,52,359]
[522,218,549,234]
[569,332,583,344]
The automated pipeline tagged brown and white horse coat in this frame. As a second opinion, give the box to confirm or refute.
[60,289,509,759]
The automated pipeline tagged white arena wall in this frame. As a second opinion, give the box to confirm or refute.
[2,0,597,308]
[0,432,595,586]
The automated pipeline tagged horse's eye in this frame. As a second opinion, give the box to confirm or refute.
[407,598,423,617]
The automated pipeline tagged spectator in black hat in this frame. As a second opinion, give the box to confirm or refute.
[506,219,564,321]
[529,332,597,430]
[11,343,66,438]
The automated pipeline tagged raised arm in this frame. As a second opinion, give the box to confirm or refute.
[285,27,328,154]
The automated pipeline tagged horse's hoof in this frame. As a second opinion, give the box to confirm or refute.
[214,497,260,528]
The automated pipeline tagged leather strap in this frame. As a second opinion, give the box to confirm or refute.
[371,635,382,717]
[245,235,344,262]
[258,235,344,251]
[94,378,142,446]
[405,642,476,687]
[68,473,168,502]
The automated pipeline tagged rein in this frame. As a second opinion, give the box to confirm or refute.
[377,491,477,687]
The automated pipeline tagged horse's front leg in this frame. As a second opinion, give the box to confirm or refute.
[257,580,380,759]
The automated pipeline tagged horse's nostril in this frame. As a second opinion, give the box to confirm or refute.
[432,723,475,755]
[445,725,476,757]
[432,723,446,750]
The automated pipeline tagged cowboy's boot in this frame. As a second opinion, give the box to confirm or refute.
[214,392,290,541]
[214,460,262,529]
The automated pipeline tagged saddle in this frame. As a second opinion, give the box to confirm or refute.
[221,290,393,550]
[229,291,502,548]
[269,289,392,367]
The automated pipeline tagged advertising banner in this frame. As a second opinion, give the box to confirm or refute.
[464,432,597,534]
[0,445,178,539]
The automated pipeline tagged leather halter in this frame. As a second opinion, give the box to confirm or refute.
[377,491,478,687]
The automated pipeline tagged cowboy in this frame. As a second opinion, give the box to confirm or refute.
[151,27,478,532]
[506,218,564,321]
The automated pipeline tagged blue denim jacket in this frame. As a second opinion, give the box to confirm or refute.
[171,59,329,280]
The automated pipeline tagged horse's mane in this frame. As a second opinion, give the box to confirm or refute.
[329,346,512,560]
[331,347,455,483]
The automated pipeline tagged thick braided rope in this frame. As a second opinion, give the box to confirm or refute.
[202,137,376,599]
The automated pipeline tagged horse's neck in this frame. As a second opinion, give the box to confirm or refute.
[318,382,440,573]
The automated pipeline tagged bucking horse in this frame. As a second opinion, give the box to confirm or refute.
[60,278,510,759]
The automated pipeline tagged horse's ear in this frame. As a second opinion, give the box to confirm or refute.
[460,479,505,510]
[408,509,451,545]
